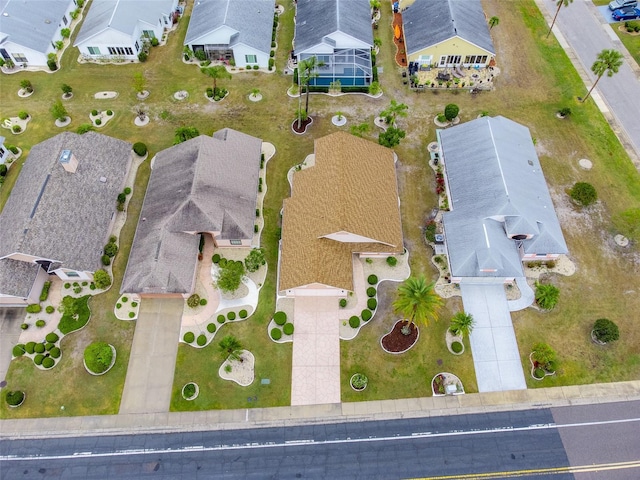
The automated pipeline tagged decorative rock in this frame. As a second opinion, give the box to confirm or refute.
[134,115,149,127]
[614,234,629,247]
[136,90,150,100]
[427,141,440,153]
[94,91,118,99]
[579,158,593,170]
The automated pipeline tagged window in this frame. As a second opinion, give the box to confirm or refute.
[135,41,139,52]
[245,54,257,64]
[66,271,80,277]
[107,47,133,56]
[62,15,68,25]
[143,30,155,39]
[124,47,133,55]
[230,240,242,246]
[88,46,101,55]
[12,53,28,63]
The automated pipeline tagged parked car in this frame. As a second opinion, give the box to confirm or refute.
[609,0,637,11]
[612,6,640,19]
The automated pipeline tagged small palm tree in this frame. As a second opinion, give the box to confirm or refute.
[297,55,325,128]
[201,65,231,93]
[449,312,475,338]
[534,282,560,310]
[393,276,442,335]
[219,335,243,363]
[250,88,260,98]
[380,100,408,126]
[581,49,623,103]
[488,16,499,30]
[547,0,573,39]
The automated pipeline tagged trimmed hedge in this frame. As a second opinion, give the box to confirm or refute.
[5,390,24,406]
[367,275,378,285]
[25,342,36,354]
[451,341,463,353]
[42,357,55,369]
[274,311,287,325]
[12,344,26,357]
[50,347,61,358]
[183,332,195,343]
[227,311,236,321]
[217,314,226,324]
[271,328,282,340]
[26,304,41,314]
[45,306,55,314]
[386,256,397,267]
[361,309,372,322]
[367,298,377,310]
[199,298,207,306]
[197,334,207,346]
[46,342,55,351]
[46,332,59,343]
[349,316,360,328]
[339,298,347,308]
[34,343,45,354]
[34,354,44,365]
[132,142,148,156]
[367,287,376,297]
[207,323,216,333]
[283,323,294,335]
[212,253,221,263]
[239,309,248,319]
[593,318,619,343]
[36,319,46,328]
[40,281,52,302]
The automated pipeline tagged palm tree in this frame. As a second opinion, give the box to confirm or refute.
[449,312,475,338]
[393,276,442,334]
[581,49,623,103]
[219,335,243,362]
[488,16,499,30]
[534,282,560,310]
[200,65,231,93]
[380,100,408,126]
[547,0,573,39]
[297,56,325,128]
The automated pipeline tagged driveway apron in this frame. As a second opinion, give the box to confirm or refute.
[119,298,183,414]
[291,296,341,406]
[460,283,527,393]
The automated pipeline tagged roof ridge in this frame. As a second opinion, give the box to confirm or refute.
[108,0,121,26]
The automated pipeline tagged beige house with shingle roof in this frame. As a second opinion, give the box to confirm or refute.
[279,132,404,296]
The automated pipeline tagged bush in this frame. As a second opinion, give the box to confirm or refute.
[593,318,619,343]
[386,256,397,267]
[535,282,560,310]
[84,342,113,374]
[116,303,122,309]
[361,309,372,322]
[570,182,597,206]
[283,323,294,335]
[349,316,360,328]
[253,65,259,70]
[12,344,25,357]
[269,58,274,70]
[129,312,135,318]
[26,304,41,314]
[244,248,266,273]
[367,275,378,285]
[451,341,463,353]
[42,357,55,369]
[124,187,132,195]
[126,143,148,161]
[18,110,29,120]
[34,354,44,365]
[74,286,82,294]
[212,254,221,263]
[58,295,91,334]
[183,383,196,398]
[48,58,58,71]
[197,334,207,346]
[367,298,377,310]
[91,109,98,116]
[93,269,111,289]
[46,332,59,343]
[367,287,376,297]
[138,52,148,62]
[45,342,55,351]
[199,298,207,306]
[217,314,226,324]
[5,390,24,407]
[21,323,28,330]
[12,125,21,133]
[187,294,201,308]
[207,323,216,333]
[40,281,51,302]
[151,37,159,47]
[274,311,287,325]
[104,242,118,258]
[271,328,282,340]
[0,164,7,178]
[444,104,459,121]
[227,311,236,321]
[239,309,248,319]
[77,123,94,134]
[34,343,45,354]
[50,347,61,358]
[25,342,36,354]
[36,319,46,328]
[216,258,245,293]
[339,298,347,308]
[101,255,111,266]
[183,332,195,343]
[533,367,545,379]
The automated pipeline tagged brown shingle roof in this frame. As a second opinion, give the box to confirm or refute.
[279,132,404,292]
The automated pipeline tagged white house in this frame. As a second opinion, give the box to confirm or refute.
[74,0,179,61]
[0,136,11,164]
[184,0,273,68]
[0,0,77,67]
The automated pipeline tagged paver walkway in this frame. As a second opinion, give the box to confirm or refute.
[119,298,183,414]
[460,283,527,393]
[291,296,341,406]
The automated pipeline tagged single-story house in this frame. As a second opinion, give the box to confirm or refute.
[121,128,262,297]
[438,116,568,284]
[0,0,77,67]
[0,132,132,306]
[279,132,404,297]
[403,0,495,68]
[293,0,374,87]
[184,0,272,68]
[74,0,179,61]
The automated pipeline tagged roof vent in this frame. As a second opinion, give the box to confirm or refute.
[59,149,79,173]
[99,176,107,183]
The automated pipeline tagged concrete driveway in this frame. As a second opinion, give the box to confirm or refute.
[0,308,23,388]
[119,298,183,414]
[460,283,527,393]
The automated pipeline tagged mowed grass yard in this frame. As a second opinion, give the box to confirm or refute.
[1,0,639,418]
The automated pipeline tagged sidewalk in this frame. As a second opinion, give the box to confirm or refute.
[2,380,640,439]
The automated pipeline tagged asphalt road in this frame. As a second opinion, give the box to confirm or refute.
[2,402,639,479]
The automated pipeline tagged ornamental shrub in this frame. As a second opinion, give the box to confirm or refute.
[183,383,196,398]
[34,343,45,354]
[227,311,236,321]
[46,306,54,314]
[283,323,294,335]
[349,316,360,328]
[21,323,28,330]
[367,298,377,310]
[34,354,44,365]
[26,304,41,314]
[187,294,201,308]
[25,342,36,354]
[116,303,122,309]
[183,332,195,343]
[271,328,282,340]
[207,323,216,333]
[18,110,29,120]
[367,287,376,297]
[570,182,597,206]
[239,309,248,319]
[361,309,372,322]
[5,390,24,407]
[36,320,46,328]
[274,311,287,325]
[93,269,111,289]
[91,109,98,116]
[533,367,545,379]
[45,342,54,351]
[12,344,25,357]
[42,357,55,369]
[339,298,347,308]
[124,187,132,195]
[129,312,135,318]
[367,275,378,285]
[386,256,397,267]
[199,298,207,306]
[217,314,226,324]
[106,110,113,116]
[451,341,463,353]
[212,254,221,263]
[593,318,619,343]
[46,332,59,343]
[132,142,147,156]
[131,301,138,307]
[50,347,61,358]
[101,255,111,266]
[444,104,459,121]
[197,334,207,346]
[12,125,21,133]
[104,242,118,257]
[84,342,113,374]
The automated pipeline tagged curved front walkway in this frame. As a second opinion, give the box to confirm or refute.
[508,277,535,312]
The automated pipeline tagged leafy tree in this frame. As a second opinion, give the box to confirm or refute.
[216,260,245,293]
[378,126,406,148]
[173,126,200,144]
[297,56,325,128]
[61,84,72,95]
[244,248,266,273]
[531,342,557,369]
[547,0,573,39]
[444,104,459,121]
[489,16,499,30]
[50,100,68,121]
[200,65,231,92]
[370,0,381,12]
[219,335,243,362]
[93,269,112,289]
[84,342,113,374]
[380,99,408,126]
[582,49,623,103]
[449,312,475,338]
[393,276,442,334]
[350,122,370,137]
[535,282,559,310]
[132,72,147,94]
[61,28,71,38]
[570,182,597,206]
[592,318,619,343]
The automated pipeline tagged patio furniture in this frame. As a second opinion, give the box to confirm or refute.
[436,72,450,82]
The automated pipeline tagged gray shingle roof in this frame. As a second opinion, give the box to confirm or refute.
[184,0,272,53]
[0,131,132,272]
[440,116,568,279]
[403,0,495,56]
[294,0,373,53]
[121,129,262,295]
[0,258,41,298]
[74,0,176,46]
[0,0,71,53]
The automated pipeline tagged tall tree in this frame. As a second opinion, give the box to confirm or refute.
[297,56,325,128]
[488,16,499,30]
[393,276,442,334]
[581,49,623,102]
[547,0,573,39]
[200,65,231,92]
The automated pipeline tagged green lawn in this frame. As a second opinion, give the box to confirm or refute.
[612,23,640,66]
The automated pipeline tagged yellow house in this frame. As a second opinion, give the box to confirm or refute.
[402,0,495,68]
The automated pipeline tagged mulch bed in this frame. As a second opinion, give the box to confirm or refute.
[291,117,313,134]
[381,320,418,353]
[393,12,407,67]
